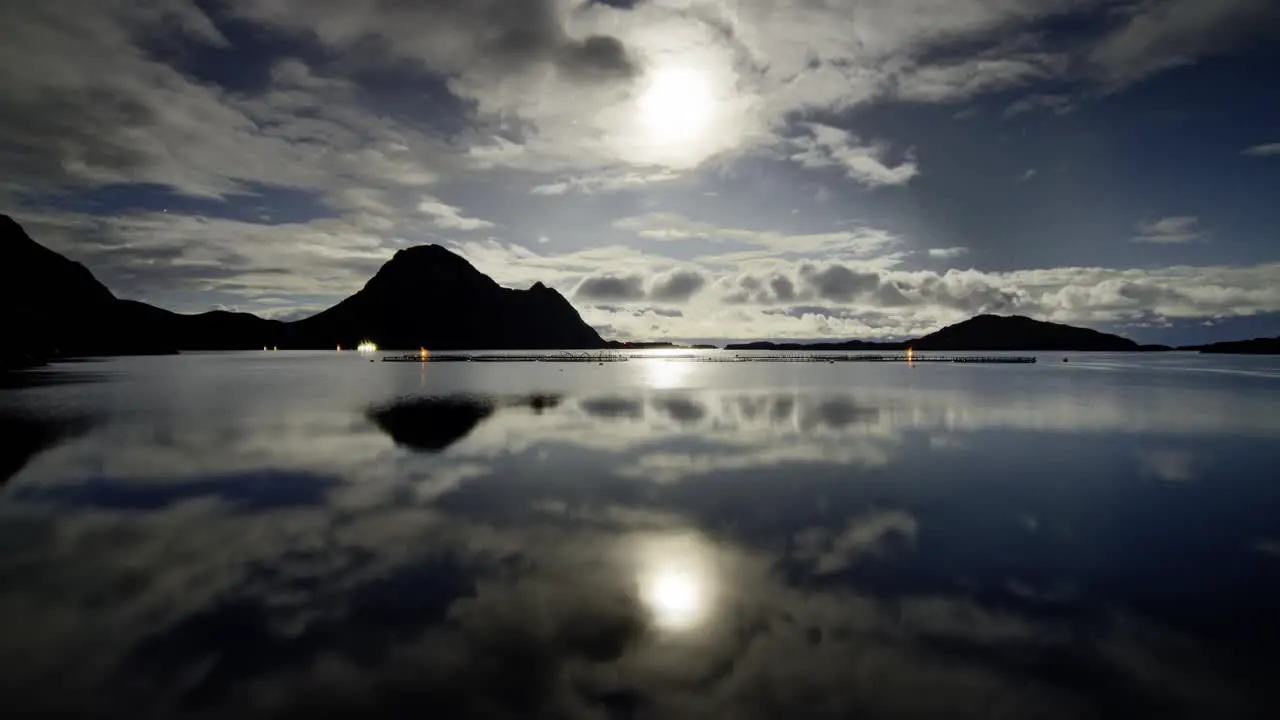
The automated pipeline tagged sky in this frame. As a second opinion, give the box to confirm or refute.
[1,0,1278,345]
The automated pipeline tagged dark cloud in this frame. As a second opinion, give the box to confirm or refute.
[1090,0,1280,88]
[592,305,683,318]
[575,274,646,301]
[770,274,797,302]
[580,396,645,420]
[650,395,707,424]
[800,264,882,302]
[556,35,636,80]
[649,270,707,302]
[230,0,636,82]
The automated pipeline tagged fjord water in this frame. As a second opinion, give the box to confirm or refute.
[2,351,1279,718]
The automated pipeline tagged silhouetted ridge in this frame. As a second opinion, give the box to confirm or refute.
[5,215,1274,358]
[913,314,1139,351]
[1,214,168,359]
[726,315,1140,352]
[286,243,605,350]
[1187,337,1280,355]
[0,216,604,359]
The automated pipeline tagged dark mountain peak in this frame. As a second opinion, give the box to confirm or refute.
[364,243,496,295]
[390,243,470,262]
[285,242,605,350]
[384,244,479,273]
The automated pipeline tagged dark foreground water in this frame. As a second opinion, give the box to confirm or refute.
[2,351,1279,719]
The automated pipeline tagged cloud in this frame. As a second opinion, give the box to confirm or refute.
[1136,448,1196,483]
[449,237,1280,342]
[530,169,681,195]
[1091,0,1279,89]
[613,211,900,259]
[0,5,455,201]
[1131,216,1206,244]
[417,196,495,231]
[793,509,919,575]
[800,264,886,303]
[897,54,1068,104]
[574,274,647,301]
[9,209,395,311]
[929,247,971,260]
[228,0,636,82]
[1004,93,1076,118]
[649,269,707,302]
[789,124,919,187]
[1243,143,1280,157]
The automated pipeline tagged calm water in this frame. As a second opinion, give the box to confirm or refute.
[2,351,1279,719]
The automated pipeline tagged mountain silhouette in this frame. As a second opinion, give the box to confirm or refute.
[725,339,903,351]
[4,214,1273,358]
[1,214,604,360]
[115,301,285,351]
[727,315,1141,352]
[0,215,172,360]
[912,314,1139,351]
[284,245,605,350]
[1185,337,1280,355]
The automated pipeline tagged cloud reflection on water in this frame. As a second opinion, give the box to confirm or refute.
[1,379,1279,717]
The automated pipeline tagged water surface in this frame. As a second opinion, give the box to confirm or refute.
[2,351,1279,718]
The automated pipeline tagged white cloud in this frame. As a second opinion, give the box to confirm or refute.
[1004,93,1076,118]
[1243,143,1280,157]
[1131,216,1206,244]
[794,509,918,575]
[416,196,495,231]
[447,237,1280,341]
[789,123,919,187]
[612,211,900,258]
[1091,0,1278,89]
[530,169,682,195]
[929,247,971,260]
[10,208,397,311]
[897,54,1068,104]
[1136,448,1197,483]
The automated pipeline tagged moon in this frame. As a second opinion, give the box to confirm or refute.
[643,567,706,630]
[639,67,713,141]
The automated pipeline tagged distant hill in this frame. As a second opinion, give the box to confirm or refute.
[913,315,1139,351]
[1185,337,1280,355]
[115,301,285,351]
[725,339,904,351]
[728,315,1141,353]
[1,214,604,361]
[605,341,722,350]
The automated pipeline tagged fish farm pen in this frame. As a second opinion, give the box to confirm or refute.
[381,353,1037,364]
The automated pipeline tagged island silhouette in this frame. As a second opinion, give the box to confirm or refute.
[2,213,1276,362]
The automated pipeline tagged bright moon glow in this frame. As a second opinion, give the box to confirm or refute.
[634,532,719,633]
[643,358,693,389]
[639,68,713,141]
[643,568,705,630]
